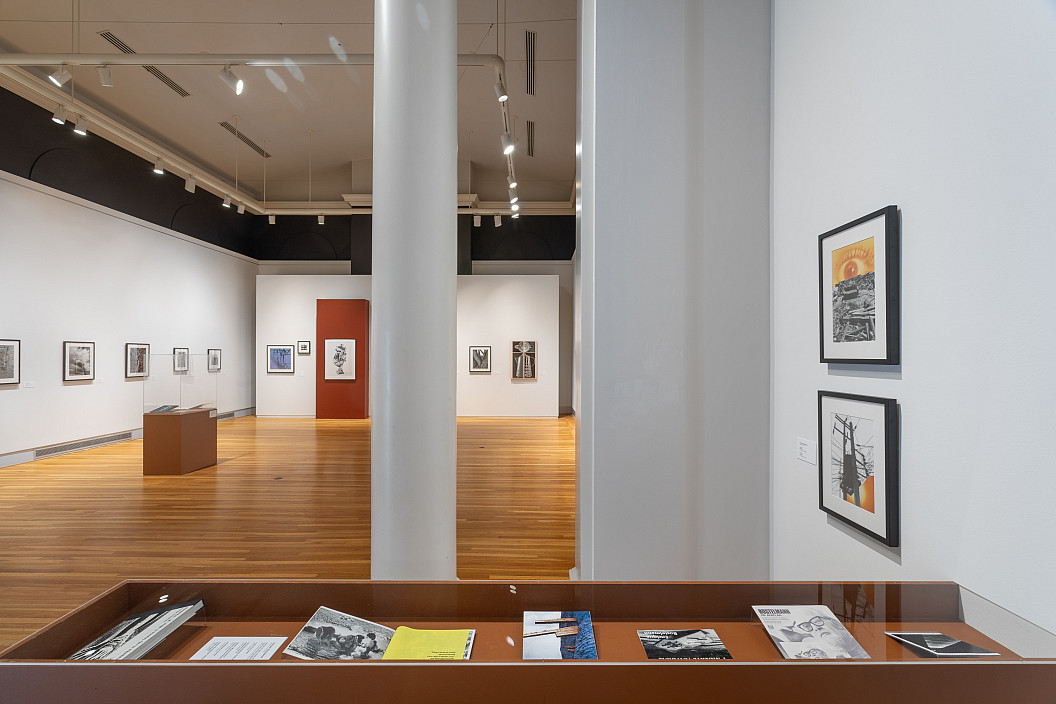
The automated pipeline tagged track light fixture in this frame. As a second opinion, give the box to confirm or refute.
[268,214,276,225]
[49,66,72,87]
[237,203,246,214]
[508,189,518,204]
[494,215,502,227]
[218,65,244,95]
[318,215,325,225]
[507,174,517,189]
[500,132,515,156]
[494,79,508,102]
[222,195,232,208]
[512,212,520,219]
[72,116,88,136]
[153,158,165,175]
[473,215,482,227]
[51,105,67,124]
[97,65,114,87]
[511,203,520,212]
[184,176,196,193]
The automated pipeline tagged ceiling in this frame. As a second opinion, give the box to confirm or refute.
[0,0,577,215]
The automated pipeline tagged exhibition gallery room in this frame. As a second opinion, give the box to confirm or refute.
[1,1,1055,700]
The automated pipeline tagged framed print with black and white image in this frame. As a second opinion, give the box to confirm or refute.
[469,345,491,373]
[818,390,899,547]
[207,348,222,372]
[0,339,20,384]
[819,205,900,364]
[63,341,95,381]
[173,347,190,373]
[125,343,149,378]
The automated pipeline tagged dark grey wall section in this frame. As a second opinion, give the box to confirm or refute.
[249,215,363,265]
[471,215,576,260]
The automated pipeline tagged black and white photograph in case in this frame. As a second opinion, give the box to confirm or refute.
[0,339,20,385]
[885,632,999,658]
[283,606,394,661]
[637,629,732,660]
[753,605,869,660]
[819,205,900,364]
[207,348,221,372]
[512,340,536,379]
[297,340,311,354]
[69,599,204,661]
[173,347,190,373]
[469,345,491,373]
[125,343,149,378]
[818,391,899,546]
[63,341,95,381]
[267,344,295,373]
[324,339,356,380]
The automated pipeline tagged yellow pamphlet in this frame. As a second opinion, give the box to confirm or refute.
[381,626,475,661]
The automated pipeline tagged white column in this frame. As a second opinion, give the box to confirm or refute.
[371,0,458,579]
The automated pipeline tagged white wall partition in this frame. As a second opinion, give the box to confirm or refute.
[0,171,257,460]
[456,274,560,417]
[771,1,1056,634]
[254,275,372,417]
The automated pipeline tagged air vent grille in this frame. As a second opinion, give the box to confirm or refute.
[97,30,191,97]
[217,411,235,421]
[34,431,133,460]
[219,121,272,159]
[525,30,537,96]
[526,120,535,157]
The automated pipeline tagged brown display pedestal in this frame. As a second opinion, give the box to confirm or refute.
[142,409,217,475]
[1,580,1055,704]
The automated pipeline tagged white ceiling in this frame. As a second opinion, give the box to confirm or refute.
[0,0,577,210]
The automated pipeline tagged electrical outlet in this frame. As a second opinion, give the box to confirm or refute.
[796,437,817,465]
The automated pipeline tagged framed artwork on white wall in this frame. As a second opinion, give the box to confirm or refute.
[512,340,536,379]
[267,345,295,373]
[469,345,491,373]
[173,347,190,373]
[0,339,20,385]
[207,348,222,372]
[297,341,311,354]
[125,343,149,378]
[324,339,355,380]
[63,341,95,381]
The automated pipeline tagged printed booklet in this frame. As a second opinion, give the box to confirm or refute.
[752,604,869,660]
[69,599,204,660]
[637,628,732,660]
[382,626,476,660]
[283,606,395,660]
[523,611,597,660]
[885,631,999,657]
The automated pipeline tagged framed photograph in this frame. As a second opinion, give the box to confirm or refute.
[324,339,355,380]
[297,341,311,355]
[819,205,900,364]
[512,340,537,379]
[818,390,899,546]
[63,341,95,381]
[0,339,20,385]
[207,348,222,372]
[125,343,149,378]
[173,347,190,373]
[469,345,491,373]
[267,345,295,373]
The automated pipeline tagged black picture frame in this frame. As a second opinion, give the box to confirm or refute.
[469,345,491,373]
[818,390,899,547]
[819,205,900,364]
[63,341,95,381]
[207,348,222,372]
[125,343,149,378]
[297,341,311,355]
[267,344,295,374]
[512,340,537,379]
[173,347,190,373]
[0,338,21,385]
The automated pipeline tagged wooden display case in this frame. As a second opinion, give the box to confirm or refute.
[2,580,1055,703]
[142,409,217,475]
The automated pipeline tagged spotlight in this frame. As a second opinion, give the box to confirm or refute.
[507,174,517,189]
[237,203,246,214]
[49,66,72,87]
[184,176,196,193]
[153,158,165,175]
[511,203,520,212]
[72,116,88,135]
[500,132,515,155]
[97,65,114,87]
[512,212,520,219]
[218,65,244,95]
[508,189,518,204]
[222,195,232,208]
[494,79,508,102]
[51,105,67,124]
[268,214,276,225]
[318,215,325,225]
[473,214,482,227]
[494,215,502,227]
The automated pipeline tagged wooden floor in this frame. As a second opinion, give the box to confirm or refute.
[0,415,576,652]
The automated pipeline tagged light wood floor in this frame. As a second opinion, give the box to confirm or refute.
[0,415,576,652]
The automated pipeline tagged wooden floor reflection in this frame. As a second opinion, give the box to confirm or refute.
[0,415,576,651]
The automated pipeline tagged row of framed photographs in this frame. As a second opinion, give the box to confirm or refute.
[469,341,537,379]
[268,340,355,379]
[0,340,221,384]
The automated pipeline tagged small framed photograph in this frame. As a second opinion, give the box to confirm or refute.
[0,339,20,385]
[63,341,95,381]
[173,347,190,373]
[125,343,149,378]
[512,340,536,379]
[324,339,355,380]
[207,348,222,372]
[469,345,491,373]
[267,344,295,374]
[819,205,900,364]
[297,341,311,355]
[818,390,899,546]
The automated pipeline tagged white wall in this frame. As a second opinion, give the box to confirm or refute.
[472,260,573,413]
[771,0,1056,634]
[576,0,771,579]
[255,275,372,416]
[456,274,560,417]
[0,172,257,458]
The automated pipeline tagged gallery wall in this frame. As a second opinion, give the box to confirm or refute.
[771,1,1056,634]
[0,171,257,460]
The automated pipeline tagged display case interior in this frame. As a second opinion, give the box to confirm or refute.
[142,354,217,414]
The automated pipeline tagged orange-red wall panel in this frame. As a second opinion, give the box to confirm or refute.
[316,299,369,419]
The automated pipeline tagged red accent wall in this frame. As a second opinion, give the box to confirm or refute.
[316,299,369,419]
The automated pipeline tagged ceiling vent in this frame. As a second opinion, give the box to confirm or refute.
[526,120,535,157]
[219,121,272,159]
[97,31,191,97]
[525,30,537,96]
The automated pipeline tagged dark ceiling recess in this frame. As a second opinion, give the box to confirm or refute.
[471,215,575,260]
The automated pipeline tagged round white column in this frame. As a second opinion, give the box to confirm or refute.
[370,0,458,579]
